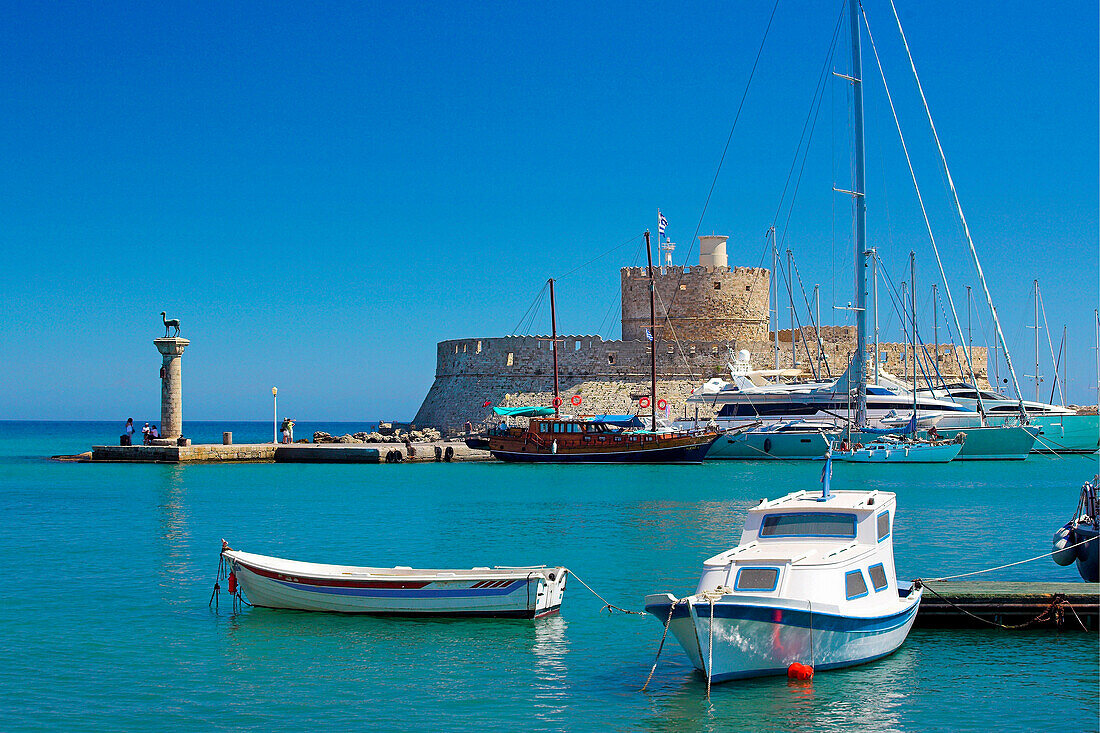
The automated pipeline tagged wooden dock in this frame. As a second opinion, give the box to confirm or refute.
[914,580,1098,631]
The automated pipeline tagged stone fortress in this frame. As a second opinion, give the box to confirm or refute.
[413,235,988,433]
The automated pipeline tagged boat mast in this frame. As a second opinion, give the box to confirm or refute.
[849,0,869,427]
[872,249,879,385]
[770,227,779,371]
[788,248,796,371]
[910,252,917,438]
[966,285,972,369]
[815,284,823,378]
[644,231,658,429]
[932,283,938,373]
[549,277,560,418]
[1033,279,1041,402]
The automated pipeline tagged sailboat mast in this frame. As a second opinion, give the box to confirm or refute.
[788,248,795,370]
[849,0,869,427]
[932,283,938,372]
[910,252,917,438]
[872,249,879,385]
[549,277,560,418]
[1033,279,1040,402]
[771,227,779,371]
[644,231,658,429]
[966,286,972,367]
[815,284,822,378]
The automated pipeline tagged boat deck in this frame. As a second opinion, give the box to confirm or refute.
[914,580,1098,631]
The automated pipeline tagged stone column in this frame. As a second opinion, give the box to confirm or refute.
[154,337,190,440]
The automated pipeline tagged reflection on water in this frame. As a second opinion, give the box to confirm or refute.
[156,465,192,607]
[531,615,569,727]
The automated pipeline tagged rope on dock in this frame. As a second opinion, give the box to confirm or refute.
[916,582,1087,631]
[922,535,1098,582]
[566,570,645,615]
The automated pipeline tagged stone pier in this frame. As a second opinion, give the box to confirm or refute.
[154,337,189,440]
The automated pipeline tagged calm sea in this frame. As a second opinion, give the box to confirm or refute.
[0,421,1096,732]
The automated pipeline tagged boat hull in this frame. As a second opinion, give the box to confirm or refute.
[1075,524,1099,583]
[645,591,921,681]
[225,552,567,618]
[1019,414,1099,454]
[705,430,835,460]
[490,437,716,464]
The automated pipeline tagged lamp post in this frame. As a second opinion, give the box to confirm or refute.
[272,387,278,443]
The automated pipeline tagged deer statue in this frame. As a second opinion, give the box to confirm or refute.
[161,311,181,337]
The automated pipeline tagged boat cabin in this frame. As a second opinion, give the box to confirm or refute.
[696,490,900,609]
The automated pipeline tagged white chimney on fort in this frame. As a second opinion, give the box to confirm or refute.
[698,235,729,268]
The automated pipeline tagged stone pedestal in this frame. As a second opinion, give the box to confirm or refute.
[154,337,189,440]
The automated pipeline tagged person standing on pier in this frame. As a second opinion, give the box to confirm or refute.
[280,418,290,444]
[142,422,151,445]
[123,418,135,446]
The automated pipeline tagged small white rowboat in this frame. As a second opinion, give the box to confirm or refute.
[222,546,567,618]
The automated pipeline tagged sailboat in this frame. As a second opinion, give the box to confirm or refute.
[484,232,722,463]
[834,253,962,463]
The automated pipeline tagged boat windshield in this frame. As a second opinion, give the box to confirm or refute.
[760,512,857,539]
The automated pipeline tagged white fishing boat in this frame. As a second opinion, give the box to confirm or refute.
[221,544,567,618]
[644,461,921,681]
[832,436,961,463]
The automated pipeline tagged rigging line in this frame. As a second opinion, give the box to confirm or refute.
[885,0,1026,415]
[1050,328,1065,406]
[860,3,987,420]
[660,0,780,322]
[511,283,548,336]
[652,287,698,382]
[790,254,833,376]
[556,233,645,281]
[770,3,846,229]
[779,250,821,379]
[1038,288,1064,406]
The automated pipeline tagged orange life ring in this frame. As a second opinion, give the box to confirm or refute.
[571,395,582,406]
[552,396,563,407]
[657,399,668,410]
[638,397,650,408]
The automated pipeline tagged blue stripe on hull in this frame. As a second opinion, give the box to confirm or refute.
[645,598,919,634]
[490,442,712,464]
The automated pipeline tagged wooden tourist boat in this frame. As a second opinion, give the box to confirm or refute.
[221,544,567,618]
[485,412,720,464]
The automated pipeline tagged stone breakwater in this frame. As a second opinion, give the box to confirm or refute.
[313,428,443,444]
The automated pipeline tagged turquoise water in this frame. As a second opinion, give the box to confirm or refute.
[1,421,1096,731]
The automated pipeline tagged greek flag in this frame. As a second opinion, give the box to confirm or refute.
[658,211,668,240]
[645,328,653,342]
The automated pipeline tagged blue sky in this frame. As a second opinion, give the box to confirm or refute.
[0,0,1096,421]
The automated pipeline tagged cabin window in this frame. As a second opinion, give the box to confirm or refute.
[760,512,857,539]
[539,423,549,433]
[506,352,514,366]
[713,282,721,290]
[877,511,890,542]
[868,563,888,592]
[845,569,869,600]
[734,567,779,592]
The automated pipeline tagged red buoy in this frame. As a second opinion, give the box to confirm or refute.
[639,397,650,408]
[227,571,238,595]
[787,662,814,680]
[571,395,582,406]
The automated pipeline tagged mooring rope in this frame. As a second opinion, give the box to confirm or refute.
[566,570,645,615]
[641,599,682,692]
[706,597,715,701]
[922,535,1098,582]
